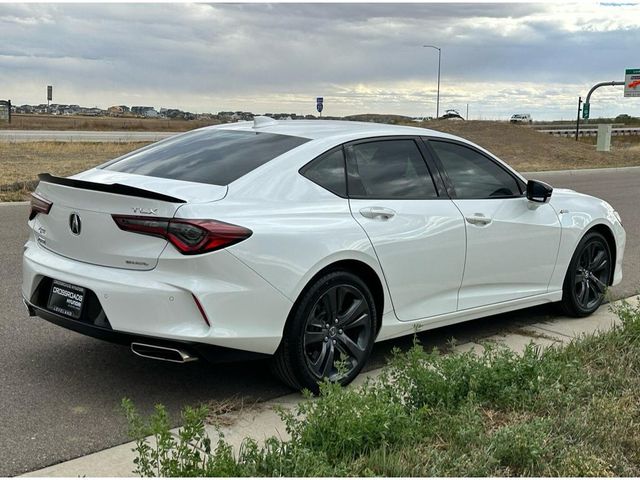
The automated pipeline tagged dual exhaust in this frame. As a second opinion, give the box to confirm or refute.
[130,342,198,363]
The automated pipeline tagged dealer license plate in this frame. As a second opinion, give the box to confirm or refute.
[47,280,86,319]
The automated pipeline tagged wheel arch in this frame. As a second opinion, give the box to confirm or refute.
[585,223,617,285]
[283,259,386,339]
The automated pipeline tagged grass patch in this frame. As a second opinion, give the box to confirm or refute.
[2,121,638,203]
[123,299,640,477]
[0,141,148,201]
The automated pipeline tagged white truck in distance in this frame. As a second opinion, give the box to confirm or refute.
[510,113,532,124]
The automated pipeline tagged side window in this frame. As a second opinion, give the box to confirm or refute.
[300,147,347,197]
[429,141,522,199]
[346,139,438,199]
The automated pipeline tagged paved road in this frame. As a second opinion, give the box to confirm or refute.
[1,168,638,476]
[0,130,178,143]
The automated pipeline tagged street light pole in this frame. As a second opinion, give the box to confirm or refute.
[423,45,441,119]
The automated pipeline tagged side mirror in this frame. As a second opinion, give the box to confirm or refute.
[526,179,553,203]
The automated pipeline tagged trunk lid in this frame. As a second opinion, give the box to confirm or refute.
[32,170,227,270]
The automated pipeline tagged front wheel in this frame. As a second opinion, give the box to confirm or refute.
[560,231,612,317]
[272,271,377,392]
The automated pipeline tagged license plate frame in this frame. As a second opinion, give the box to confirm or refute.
[47,279,86,320]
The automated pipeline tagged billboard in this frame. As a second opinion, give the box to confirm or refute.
[47,85,53,101]
[624,69,640,98]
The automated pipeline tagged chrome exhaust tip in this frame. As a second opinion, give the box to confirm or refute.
[130,342,198,363]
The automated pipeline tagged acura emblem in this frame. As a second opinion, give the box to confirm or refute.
[69,213,82,235]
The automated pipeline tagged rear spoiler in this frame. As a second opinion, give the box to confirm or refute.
[38,173,186,204]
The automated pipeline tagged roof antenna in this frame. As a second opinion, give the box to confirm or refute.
[253,116,278,129]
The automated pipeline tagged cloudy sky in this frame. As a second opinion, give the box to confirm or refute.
[1,1,639,120]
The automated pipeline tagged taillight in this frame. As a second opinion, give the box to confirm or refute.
[29,193,53,220]
[112,215,252,255]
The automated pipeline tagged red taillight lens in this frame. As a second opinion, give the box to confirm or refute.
[112,216,169,238]
[112,215,252,255]
[29,193,53,220]
[167,219,252,254]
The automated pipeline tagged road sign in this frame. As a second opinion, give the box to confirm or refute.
[316,97,323,114]
[47,85,53,101]
[582,102,590,119]
[625,69,640,97]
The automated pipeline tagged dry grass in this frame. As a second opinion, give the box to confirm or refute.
[2,121,639,202]
[0,141,148,201]
[410,120,640,172]
[4,114,220,132]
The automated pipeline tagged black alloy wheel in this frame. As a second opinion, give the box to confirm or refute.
[561,231,612,317]
[303,284,371,381]
[272,271,377,392]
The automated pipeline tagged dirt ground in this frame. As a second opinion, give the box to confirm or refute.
[412,120,640,172]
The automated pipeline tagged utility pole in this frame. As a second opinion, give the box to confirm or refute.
[423,45,441,119]
[466,103,469,120]
[575,96,582,141]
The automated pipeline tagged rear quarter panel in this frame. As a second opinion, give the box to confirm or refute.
[175,166,393,317]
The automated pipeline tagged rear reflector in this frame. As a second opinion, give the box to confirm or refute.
[112,215,252,255]
[191,293,211,327]
[29,193,53,220]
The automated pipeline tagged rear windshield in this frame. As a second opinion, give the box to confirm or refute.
[102,129,310,185]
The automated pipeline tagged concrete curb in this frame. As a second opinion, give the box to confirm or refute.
[22,295,639,477]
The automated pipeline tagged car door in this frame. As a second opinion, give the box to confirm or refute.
[427,139,562,311]
[345,137,466,321]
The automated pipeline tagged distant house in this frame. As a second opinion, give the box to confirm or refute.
[79,107,105,116]
[131,106,156,117]
[66,105,81,115]
[108,105,129,116]
[17,104,34,114]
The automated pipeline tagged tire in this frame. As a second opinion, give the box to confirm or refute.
[560,231,612,317]
[271,270,377,393]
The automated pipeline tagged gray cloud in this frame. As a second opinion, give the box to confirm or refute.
[0,2,639,119]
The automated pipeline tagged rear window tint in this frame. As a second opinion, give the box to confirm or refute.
[103,129,310,185]
[300,147,347,197]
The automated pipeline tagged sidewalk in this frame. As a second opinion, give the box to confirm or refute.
[23,296,638,477]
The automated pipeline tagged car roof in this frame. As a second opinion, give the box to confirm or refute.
[208,118,463,142]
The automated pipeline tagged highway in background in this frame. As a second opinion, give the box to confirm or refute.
[0,167,638,476]
[0,130,179,142]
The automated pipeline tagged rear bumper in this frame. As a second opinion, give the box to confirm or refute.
[22,239,293,355]
[22,297,268,363]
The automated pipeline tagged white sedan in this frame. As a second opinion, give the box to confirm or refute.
[23,118,625,391]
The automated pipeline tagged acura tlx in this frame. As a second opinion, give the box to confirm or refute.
[23,117,625,391]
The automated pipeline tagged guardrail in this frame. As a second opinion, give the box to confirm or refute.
[532,123,626,130]
[537,127,640,138]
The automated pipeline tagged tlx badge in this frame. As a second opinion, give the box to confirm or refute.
[132,207,158,215]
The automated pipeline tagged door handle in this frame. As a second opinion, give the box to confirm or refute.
[359,206,396,220]
[465,214,492,226]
